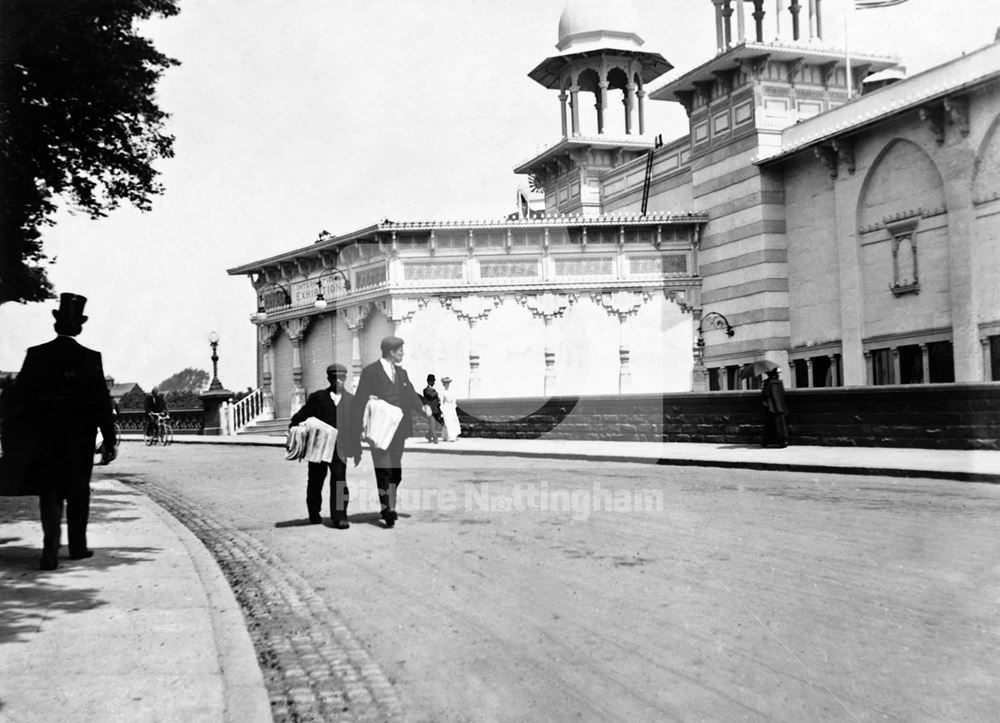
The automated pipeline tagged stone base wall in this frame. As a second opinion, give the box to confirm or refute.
[445,384,1000,450]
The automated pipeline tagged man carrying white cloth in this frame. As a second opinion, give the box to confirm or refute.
[349,336,426,528]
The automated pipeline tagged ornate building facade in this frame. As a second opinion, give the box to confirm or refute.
[229,0,1000,418]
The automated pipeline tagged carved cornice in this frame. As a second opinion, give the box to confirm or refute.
[374,297,426,324]
[258,323,281,347]
[440,295,504,323]
[342,303,372,331]
[591,290,652,321]
[515,292,575,321]
[280,317,311,341]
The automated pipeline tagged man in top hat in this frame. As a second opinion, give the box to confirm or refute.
[422,373,443,443]
[4,293,117,570]
[349,335,425,528]
[289,363,361,528]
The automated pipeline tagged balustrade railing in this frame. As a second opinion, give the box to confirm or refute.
[228,387,267,434]
[118,408,204,435]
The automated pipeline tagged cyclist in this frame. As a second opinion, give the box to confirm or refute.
[144,388,169,437]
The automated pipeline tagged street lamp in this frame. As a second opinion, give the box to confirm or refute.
[207,331,223,391]
[695,311,735,358]
[251,282,291,323]
[313,267,351,310]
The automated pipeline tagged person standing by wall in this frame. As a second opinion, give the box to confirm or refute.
[3,293,117,570]
[439,376,461,442]
[422,374,443,443]
[350,336,425,528]
[761,368,789,448]
[289,363,360,528]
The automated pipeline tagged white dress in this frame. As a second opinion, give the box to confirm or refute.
[440,387,461,441]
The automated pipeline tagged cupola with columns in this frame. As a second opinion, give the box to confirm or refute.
[651,0,900,160]
[515,0,672,217]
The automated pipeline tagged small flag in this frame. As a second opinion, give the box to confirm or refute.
[855,0,907,8]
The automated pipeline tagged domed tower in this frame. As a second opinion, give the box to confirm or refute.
[515,0,672,216]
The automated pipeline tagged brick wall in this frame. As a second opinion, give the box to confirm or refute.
[443,384,1000,450]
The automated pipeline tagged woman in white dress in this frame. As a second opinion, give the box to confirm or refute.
[439,376,461,441]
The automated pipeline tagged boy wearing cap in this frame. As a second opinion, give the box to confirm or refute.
[289,363,361,528]
[4,293,117,570]
[349,335,425,528]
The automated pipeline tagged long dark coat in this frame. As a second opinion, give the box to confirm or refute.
[0,336,117,496]
[349,360,424,445]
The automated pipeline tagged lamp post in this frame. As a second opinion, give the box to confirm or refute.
[207,330,223,391]
[313,267,351,311]
[200,330,232,435]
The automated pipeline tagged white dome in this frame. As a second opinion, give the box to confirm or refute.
[557,0,645,52]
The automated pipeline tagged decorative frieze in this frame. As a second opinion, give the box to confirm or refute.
[515,292,575,321]
[440,295,504,322]
[554,257,613,276]
[403,262,463,281]
[591,290,652,321]
[479,261,539,279]
[355,265,387,288]
[280,317,311,341]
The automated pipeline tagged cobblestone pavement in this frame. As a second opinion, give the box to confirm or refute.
[132,478,402,723]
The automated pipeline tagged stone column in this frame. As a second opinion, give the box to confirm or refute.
[830,354,840,387]
[808,0,817,40]
[624,83,637,135]
[981,337,992,381]
[864,351,873,385]
[343,304,372,383]
[938,101,981,382]
[735,0,746,42]
[569,85,581,136]
[752,0,765,42]
[597,81,608,134]
[891,347,901,385]
[558,90,569,138]
[282,317,310,412]
[257,324,278,420]
[722,0,734,47]
[636,89,646,135]
[712,0,726,52]
[790,0,801,40]
[814,0,823,39]
[515,293,575,397]
[805,357,814,387]
[593,291,650,394]
[920,343,930,384]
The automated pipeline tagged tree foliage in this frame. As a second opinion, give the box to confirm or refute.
[156,367,209,394]
[0,0,180,304]
[119,384,147,410]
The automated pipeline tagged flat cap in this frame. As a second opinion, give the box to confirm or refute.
[326,363,348,377]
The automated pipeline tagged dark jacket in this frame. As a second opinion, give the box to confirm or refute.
[350,360,424,444]
[762,377,788,415]
[2,336,116,495]
[290,387,359,458]
[422,385,441,414]
[145,392,167,414]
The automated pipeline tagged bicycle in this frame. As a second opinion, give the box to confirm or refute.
[144,412,174,446]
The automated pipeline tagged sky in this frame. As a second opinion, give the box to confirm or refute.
[1,0,997,391]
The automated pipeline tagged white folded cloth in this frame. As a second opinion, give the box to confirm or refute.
[363,398,404,450]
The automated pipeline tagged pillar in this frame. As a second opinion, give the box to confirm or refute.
[830,354,841,386]
[260,336,275,420]
[569,86,580,136]
[558,90,568,137]
[752,0,765,42]
[290,336,306,410]
[636,89,646,135]
[774,0,782,40]
[722,0,734,47]
[814,0,823,39]
[891,347,901,386]
[350,328,362,380]
[735,0,746,43]
[864,351,873,385]
[712,0,726,53]
[624,83,637,135]
[920,343,930,383]
[597,81,608,134]
[808,0,817,41]
[543,317,556,396]
[805,357,814,387]
[790,0,801,40]
[468,318,482,398]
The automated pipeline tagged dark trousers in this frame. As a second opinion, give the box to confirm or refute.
[40,487,90,558]
[307,455,349,520]
[370,434,405,516]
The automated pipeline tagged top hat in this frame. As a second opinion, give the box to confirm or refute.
[52,293,88,327]
[426,374,436,383]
